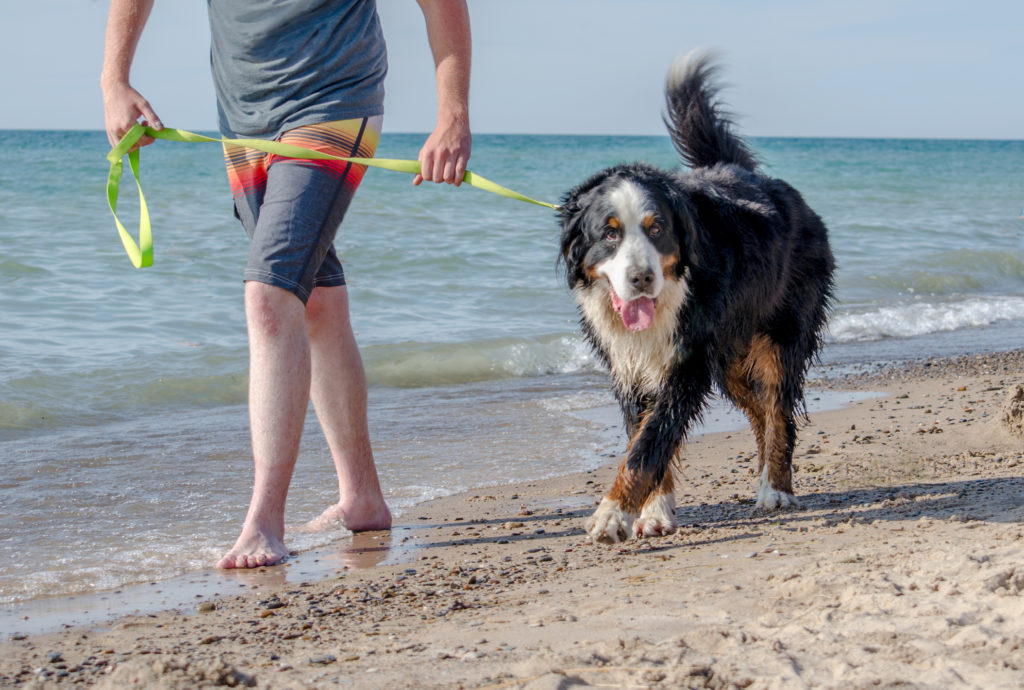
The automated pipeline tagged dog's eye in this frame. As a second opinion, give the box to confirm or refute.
[604,228,620,241]
[648,223,662,238]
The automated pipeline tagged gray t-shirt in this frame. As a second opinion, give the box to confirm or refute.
[208,0,388,138]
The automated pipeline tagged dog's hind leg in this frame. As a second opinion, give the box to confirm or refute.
[725,360,767,464]
[756,407,799,511]
[732,334,800,511]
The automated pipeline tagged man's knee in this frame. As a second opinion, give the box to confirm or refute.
[246,281,305,339]
[306,285,352,334]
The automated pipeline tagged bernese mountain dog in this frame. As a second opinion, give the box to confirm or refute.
[558,52,835,544]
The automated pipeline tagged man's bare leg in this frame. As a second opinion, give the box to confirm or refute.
[218,282,310,569]
[304,285,391,532]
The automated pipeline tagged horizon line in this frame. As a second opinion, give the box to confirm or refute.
[1,127,1021,143]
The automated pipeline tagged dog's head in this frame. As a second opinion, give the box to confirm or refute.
[558,164,691,332]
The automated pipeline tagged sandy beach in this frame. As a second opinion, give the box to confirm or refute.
[4,349,1024,688]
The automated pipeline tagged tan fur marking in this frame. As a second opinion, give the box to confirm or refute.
[745,333,783,388]
[605,413,655,513]
[606,466,653,515]
[725,359,766,457]
[603,410,683,514]
[645,466,675,501]
[605,458,639,511]
[607,217,621,229]
[730,334,794,496]
[606,454,679,518]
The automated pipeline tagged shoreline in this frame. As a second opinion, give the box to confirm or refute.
[0,388,873,638]
[4,349,1024,687]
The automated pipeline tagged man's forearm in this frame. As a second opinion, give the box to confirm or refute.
[101,0,156,89]
[417,0,472,126]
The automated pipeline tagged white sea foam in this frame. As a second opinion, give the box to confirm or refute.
[829,295,1024,343]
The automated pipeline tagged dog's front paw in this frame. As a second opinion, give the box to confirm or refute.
[585,497,633,544]
[755,480,800,512]
[634,492,677,538]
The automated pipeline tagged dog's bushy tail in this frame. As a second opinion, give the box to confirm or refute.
[664,51,757,171]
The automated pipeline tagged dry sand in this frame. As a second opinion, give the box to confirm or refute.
[4,350,1024,689]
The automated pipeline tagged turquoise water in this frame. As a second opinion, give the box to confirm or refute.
[1,130,1022,611]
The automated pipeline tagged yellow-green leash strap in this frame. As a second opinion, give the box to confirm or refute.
[106,123,559,268]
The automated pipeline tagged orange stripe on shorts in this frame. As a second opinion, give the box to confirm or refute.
[223,118,381,199]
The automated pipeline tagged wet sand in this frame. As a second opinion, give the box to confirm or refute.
[4,350,1024,688]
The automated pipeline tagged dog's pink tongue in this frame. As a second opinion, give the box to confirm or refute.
[620,296,655,331]
[610,286,654,332]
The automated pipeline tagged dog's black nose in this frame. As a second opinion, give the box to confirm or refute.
[629,267,655,291]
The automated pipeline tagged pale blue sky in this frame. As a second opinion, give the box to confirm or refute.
[3,1,1021,138]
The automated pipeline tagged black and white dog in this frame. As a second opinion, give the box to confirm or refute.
[558,53,835,544]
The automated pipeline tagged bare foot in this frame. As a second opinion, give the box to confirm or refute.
[304,495,392,533]
[217,522,289,569]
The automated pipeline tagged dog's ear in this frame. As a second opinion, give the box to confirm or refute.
[557,188,591,288]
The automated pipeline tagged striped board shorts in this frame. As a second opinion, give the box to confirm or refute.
[222,115,382,302]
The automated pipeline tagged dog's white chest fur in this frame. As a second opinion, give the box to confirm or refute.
[575,277,688,395]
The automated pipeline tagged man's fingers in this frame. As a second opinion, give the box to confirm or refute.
[453,156,468,187]
[416,152,468,185]
[442,159,457,185]
[416,150,434,184]
[433,157,448,185]
[139,102,163,131]
[415,142,470,186]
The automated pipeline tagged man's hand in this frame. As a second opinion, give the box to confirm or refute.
[103,82,162,149]
[415,117,471,186]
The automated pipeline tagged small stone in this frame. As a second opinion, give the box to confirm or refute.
[197,602,216,613]
[309,654,336,665]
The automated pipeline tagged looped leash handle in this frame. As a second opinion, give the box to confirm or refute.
[106,124,153,268]
[105,124,559,268]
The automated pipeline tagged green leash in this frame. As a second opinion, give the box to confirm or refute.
[106,123,558,268]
